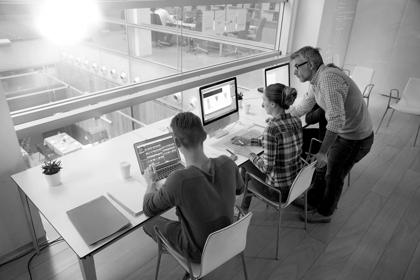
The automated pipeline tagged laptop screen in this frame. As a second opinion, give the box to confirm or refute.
[133,133,181,174]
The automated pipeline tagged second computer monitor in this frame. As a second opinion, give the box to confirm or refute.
[265,62,290,87]
[199,77,239,138]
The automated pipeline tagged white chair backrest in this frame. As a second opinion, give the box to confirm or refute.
[400,77,420,108]
[283,161,316,207]
[200,212,253,277]
[351,66,374,92]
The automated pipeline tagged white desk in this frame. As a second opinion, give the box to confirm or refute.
[12,126,164,280]
[11,97,269,280]
[44,132,83,156]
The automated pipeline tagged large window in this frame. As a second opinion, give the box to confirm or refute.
[0,0,291,168]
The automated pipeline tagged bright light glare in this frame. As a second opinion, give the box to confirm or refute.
[35,0,101,45]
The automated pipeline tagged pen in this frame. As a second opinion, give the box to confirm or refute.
[237,140,245,146]
[226,149,235,156]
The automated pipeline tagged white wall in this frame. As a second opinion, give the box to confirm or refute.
[289,0,325,100]
[316,0,358,67]
[344,0,420,93]
[0,84,45,259]
[291,0,325,53]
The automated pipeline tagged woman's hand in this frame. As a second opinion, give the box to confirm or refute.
[231,136,250,146]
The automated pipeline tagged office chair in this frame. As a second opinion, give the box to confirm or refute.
[150,13,171,47]
[247,17,266,42]
[243,159,316,259]
[350,66,374,98]
[376,77,420,146]
[154,210,252,280]
[362,83,374,108]
[342,68,351,76]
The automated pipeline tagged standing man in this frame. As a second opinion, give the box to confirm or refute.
[290,46,374,223]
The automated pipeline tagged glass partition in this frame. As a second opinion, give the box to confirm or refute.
[1,0,290,168]
[13,63,281,168]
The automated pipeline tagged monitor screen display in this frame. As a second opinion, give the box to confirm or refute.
[199,77,238,125]
[265,63,290,87]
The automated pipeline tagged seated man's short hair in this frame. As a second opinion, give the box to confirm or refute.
[170,112,207,148]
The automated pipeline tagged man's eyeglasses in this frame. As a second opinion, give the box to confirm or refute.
[294,61,309,70]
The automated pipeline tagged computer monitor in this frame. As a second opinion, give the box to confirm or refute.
[264,62,290,87]
[199,77,239,138]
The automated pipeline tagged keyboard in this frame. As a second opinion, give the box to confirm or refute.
[213,128,263,158]
[155,163,184,181]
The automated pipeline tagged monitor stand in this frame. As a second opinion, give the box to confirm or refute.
[212,128,229,139]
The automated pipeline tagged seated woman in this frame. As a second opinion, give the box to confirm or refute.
[231,83,303,211]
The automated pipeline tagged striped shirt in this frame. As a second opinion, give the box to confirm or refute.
[249,113,303,190]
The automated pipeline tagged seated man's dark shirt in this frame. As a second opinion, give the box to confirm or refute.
[143,155,244,262]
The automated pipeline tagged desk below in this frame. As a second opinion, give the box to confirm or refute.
[44,132,83,156]
[12,119,262,279]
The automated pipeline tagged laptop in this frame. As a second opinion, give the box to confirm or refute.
[133,133,184,181]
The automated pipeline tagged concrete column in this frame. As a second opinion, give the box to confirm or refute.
[127,8,153,57]
[0,83,45,259]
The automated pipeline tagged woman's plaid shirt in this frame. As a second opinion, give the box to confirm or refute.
[249,113,303,190]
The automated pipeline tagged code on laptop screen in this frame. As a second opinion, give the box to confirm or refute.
[134,134,179,172]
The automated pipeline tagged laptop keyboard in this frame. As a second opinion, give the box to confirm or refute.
[155,163,184,181]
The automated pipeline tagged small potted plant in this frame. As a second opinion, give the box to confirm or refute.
[42,160,62,186]
[238,92,244,109]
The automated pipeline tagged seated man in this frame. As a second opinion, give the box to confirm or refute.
[143,112,244,264]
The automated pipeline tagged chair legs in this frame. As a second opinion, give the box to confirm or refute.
[376,107,392,134]
[414,122,420,147]
[303,193,308,230]
[276,209,283,260]
[155,248,162,280]
[240,252,248,280]
[386,109,395,127]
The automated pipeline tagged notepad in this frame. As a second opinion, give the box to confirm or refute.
[67,196,130,246]
[107,179,146,216]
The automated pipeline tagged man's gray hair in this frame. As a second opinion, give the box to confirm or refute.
[291,46,324,70]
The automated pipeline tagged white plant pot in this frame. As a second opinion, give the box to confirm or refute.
[45,172,62,187]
